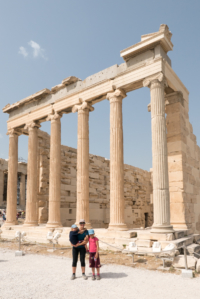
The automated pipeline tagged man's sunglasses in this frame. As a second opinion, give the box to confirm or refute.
[80,222,85,224]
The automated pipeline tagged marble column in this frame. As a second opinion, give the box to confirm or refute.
[107,89,127,231]
[143,73,173,233]
[20,173,26,208]
[4,129,20,226]
[46,112,62,228]
[24,121,40,226]
[72,101,94,228]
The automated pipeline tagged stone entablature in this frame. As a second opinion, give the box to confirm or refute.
[3,25,188,132]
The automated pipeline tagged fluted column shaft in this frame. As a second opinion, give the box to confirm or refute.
[144,73,173,233]
[46,112,62,228]
[24,122,40,226]
[107,89,127,231]
[72,101,94,228]
[4,129,19,226]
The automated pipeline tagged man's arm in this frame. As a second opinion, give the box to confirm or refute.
[85,235,89,243]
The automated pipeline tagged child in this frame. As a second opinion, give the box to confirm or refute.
[69,224,79,246]
[69,224,88,252]
[88,229,101,280]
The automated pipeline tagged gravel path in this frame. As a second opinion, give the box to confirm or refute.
[0,249,200,299]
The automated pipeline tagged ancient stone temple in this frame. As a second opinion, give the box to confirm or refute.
[1,25,200,247]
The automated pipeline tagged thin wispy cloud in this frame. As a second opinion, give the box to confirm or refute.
[18,46,28,57]
[0,134,3,138]
[28,40,47,60]
[18,41,47,60]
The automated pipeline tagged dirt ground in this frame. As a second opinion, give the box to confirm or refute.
[1,238,199,278]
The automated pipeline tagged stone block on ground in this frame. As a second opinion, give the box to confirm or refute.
[173,255,197,270]
[15,251,24,256]
[186,244,200,255]
[193,234,200,243]
[136,239,152,247]
[173,236,194,249]
[181,269,193,278]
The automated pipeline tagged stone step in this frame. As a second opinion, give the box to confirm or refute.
[137,232,174,241]
[186,244,200,256]
[175,229,193,236]
[174,230,185,239]
[95,229,137,239]
[136,247,153,255]
[193,234,200,243]
[172,236,194,249]
[136,239,152,248]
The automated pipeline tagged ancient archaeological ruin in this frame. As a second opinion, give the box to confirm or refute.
[1,25,200,256]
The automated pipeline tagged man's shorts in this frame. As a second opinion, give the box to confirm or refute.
[89,252,101,268]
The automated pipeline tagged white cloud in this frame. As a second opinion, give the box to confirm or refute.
[28,40,47,60]
[18,46,28,57]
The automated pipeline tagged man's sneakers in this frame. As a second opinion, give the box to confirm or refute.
[71,274,76,280]
[92,275,96,280]
[82,274,88,280]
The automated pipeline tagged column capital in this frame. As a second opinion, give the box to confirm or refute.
[24,121,41,131]
[143,72,168,88]
[6,128,22,136]
[107,88,126,102]
[72,100,94,113]
[46,111,62,122]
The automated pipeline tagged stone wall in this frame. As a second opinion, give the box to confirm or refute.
[166,91,200,233]
[36,130,153,228]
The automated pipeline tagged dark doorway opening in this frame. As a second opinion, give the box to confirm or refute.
[144,213,148,228]
[3,173,7,202]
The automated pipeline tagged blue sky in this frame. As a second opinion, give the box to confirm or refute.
[0,0,200,171]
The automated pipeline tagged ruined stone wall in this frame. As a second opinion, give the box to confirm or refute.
[36,130,153,228]
[0,158,27,208]
[166,92,200,233]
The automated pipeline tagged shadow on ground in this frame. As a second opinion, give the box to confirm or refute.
[136,258,147,263]
[100,272,128,279]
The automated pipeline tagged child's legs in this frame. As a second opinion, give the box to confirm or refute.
[95,255,101,274]
[89,252,95,271]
